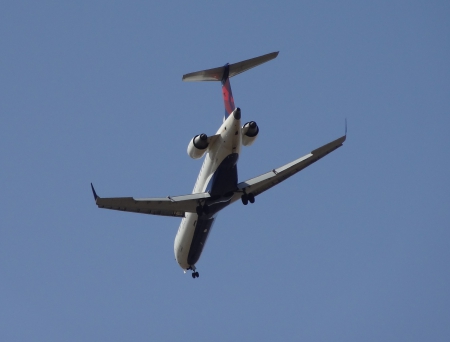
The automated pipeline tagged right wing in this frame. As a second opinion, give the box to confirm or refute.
[90,184,209,218]
[230,134,346,203]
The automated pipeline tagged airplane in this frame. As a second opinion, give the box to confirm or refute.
[90,51,346,279]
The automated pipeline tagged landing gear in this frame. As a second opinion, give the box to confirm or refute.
[248,193,255,204]
[241,193,255,205]
[196,204,210,216]
[196,205,203,216]
[188,265,199,279]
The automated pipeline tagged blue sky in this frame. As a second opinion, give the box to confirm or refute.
[1,1,449,341]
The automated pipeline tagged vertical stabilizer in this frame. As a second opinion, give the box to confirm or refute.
[221,64,235,119]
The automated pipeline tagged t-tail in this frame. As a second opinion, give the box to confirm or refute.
[182,51,279,120]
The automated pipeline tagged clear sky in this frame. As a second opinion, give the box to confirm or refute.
[1,1,449,341]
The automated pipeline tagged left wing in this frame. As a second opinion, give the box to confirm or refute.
[90,184,209,218]
[230,134,346,203]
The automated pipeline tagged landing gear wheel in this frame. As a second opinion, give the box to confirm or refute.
[241,194,248,205]
[248,193,255,204]
[192,273,196,279]
[195,272,199,278]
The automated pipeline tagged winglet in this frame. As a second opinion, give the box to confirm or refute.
[91,183,99,201]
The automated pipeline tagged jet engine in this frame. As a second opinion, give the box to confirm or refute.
[241,121,259,146]
[187,133,209,159]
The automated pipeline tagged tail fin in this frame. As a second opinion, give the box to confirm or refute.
[182,52,279,118]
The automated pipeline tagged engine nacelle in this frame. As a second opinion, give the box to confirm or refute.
[241,121,259,146]
[187,133,209,159]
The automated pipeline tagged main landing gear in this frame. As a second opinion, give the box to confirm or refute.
[188,265,200,279]
[241,193,255,205]
[196,204,209,216]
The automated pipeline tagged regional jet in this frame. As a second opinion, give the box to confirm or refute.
[91,52,346,278]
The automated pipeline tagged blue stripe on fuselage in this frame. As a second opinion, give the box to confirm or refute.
[205,153,239,197]
[187,215,217,266]
[186,153,239,266]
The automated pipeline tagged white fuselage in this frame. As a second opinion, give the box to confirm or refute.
[174,112,242,270]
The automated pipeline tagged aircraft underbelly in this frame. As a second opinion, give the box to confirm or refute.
[174,111,243,270]
[174,213,196,269]
[187,216,216,265]
[174,152,239,269]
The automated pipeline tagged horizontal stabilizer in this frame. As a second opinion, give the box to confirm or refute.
[182,51,279,82]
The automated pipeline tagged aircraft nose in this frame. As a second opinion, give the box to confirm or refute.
[233,107,241,120]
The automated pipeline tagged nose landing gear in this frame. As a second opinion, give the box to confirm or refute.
[188,265,200,279]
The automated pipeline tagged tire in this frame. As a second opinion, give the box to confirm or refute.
[248,193,255,204]
[241,195,248,205]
